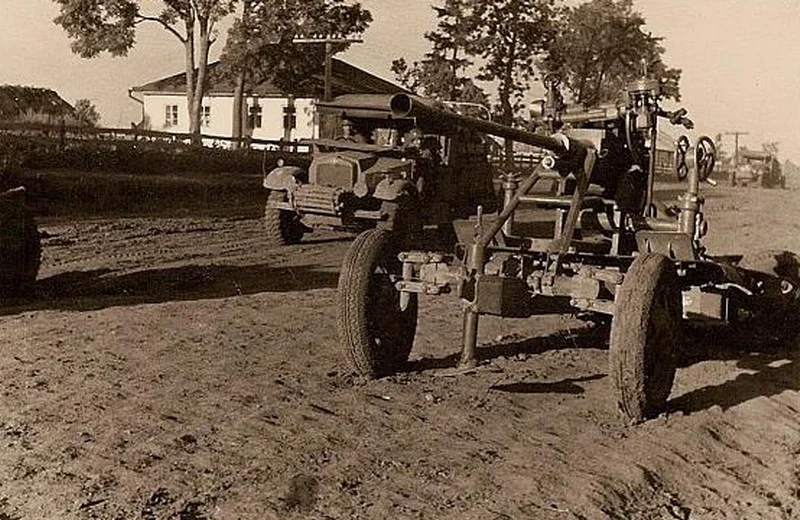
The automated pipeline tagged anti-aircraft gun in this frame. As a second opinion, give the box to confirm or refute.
[335,80,800,424]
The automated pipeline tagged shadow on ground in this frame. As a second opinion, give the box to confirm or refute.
[490,374,606,395]
[406,324,610,373]
[1,263,339,314]
[671,331,800,415]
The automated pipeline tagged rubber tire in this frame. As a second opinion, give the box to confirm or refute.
[18,213,41,294]
[264,191,305,246]
[0,211,40,297]
[338,228,418,378]
[610,253,682,424]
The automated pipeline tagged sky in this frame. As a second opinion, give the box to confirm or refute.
[2,0,800,162]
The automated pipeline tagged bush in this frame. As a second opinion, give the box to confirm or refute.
[0,133,310,176]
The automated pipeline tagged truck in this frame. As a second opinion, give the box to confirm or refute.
[731,150,785,189]
[261,94,499,246]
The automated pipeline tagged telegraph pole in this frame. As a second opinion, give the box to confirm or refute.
[724,131,749,167]
[293,35,363,138]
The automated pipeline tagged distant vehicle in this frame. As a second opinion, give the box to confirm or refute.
[731,150,785,189]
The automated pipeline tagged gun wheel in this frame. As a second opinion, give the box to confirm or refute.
[264,191,306,246]
[338,228,418,378]
[610,253,682,424]
[738,250,800,343]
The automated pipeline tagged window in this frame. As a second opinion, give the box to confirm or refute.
[201,106,211,127]
[248,105,262,129]
[164,104,179,127]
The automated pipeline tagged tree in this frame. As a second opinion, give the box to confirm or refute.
[542,0,681,107]
[762,141,779,157]
[74,99,101,127]
[221,0,372,142]
[52,0,239,142]
[468,0,560,127]
[459,0,560,167]
[391,0,487,105]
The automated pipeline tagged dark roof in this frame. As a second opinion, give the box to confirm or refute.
[0,85,75,119]
[132,58,406,98]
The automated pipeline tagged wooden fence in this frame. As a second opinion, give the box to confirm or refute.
[0,121,311,153]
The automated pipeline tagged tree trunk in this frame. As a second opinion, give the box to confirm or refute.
[232,0,252,150]
[501,40,517,171]
[232,71,246,150]
[190,20,212,146]
[183,18,199,141]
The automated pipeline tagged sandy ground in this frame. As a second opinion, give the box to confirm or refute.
[0,182,799,519]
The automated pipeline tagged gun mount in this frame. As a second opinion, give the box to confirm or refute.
[335,81,800,425]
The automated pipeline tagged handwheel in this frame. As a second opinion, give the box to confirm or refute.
[337,229,418,377]
[624,111,643,167]
[674,135,690,182]
[695,136,716,182]
[610,253,682,424]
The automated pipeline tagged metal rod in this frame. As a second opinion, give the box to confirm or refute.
[459,304,479,368]
[645,122,658,215]
[390,94,570,156]
[678,152,701,237]
[501,175,519,236]
[457,162,551,366]
[554,151,596,255]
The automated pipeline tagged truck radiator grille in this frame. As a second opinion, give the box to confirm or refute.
[314,163,356,189]
[294,185,340,214]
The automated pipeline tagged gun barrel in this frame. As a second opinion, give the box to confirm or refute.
[390,94,569,156]
[316,94,398,119]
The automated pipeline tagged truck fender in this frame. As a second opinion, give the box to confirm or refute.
[263,166,305,191]
[372,178,417,202]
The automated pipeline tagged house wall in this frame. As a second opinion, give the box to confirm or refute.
[245,97,317,143]
[141,93,317,146]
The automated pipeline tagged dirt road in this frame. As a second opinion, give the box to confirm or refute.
[0,184,798,519]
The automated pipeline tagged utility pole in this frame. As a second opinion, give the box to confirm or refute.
[724,131,749,167]
[292,35,363,138]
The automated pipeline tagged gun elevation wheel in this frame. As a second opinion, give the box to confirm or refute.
[338,228,418,378]
[610,253,682,424]
[264,191,306,246]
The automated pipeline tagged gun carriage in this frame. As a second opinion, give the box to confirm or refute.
[336,80,800,424]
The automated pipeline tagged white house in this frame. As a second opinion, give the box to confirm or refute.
[130,59,405,146]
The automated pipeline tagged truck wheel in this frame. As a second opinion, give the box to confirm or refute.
[337,228,418,377]
[380,193,422,234]
[610,253,682,424]
[264,191,305,246]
